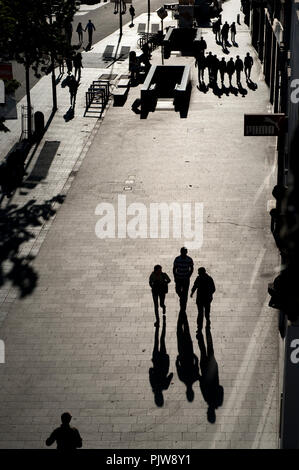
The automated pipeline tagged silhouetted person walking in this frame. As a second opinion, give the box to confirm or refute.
[213,18,221,43]
[219,57,226,85]
[173,247,194,309]
[244,52,253,80]
[73,52,83,81]
[211,54,219,85]
[197,36,207,57]
[195,51,206,83]
[76,22,84,43]
[226,57,235,86]
[46,412,82,451]
[230,21,236,43]
[197,328,224,423]
[149,265,171,326]
[221,21,229,48]
[191,267,215,332]
[176,310,199,402]
[129,5,135,26]
[205,52,213,84]
[235,55,243,85]
[149,315,173,406]
[85,19,96,45]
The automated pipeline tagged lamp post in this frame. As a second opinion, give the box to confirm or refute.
[114,0,127,37]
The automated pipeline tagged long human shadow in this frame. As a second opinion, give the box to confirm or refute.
[0,195,64,297]
[196,326,224,423]
[176,309,200,402]
[149,314,173,407]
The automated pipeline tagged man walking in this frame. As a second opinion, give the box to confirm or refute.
[219,57,226,85]
[173,247,194,309]
[191,267,215,331]
[85,19,96,45]
[129,5,135,26]
[205,52,214,84]
[73,52,83,81]
[235,55,244,85]
[195,53,206,84]
[198,36,207,57]
[244,52,254,80]
[230,21,236,44]
[46,412,82,451]
[221,21,229,48]
[226,57,235,86]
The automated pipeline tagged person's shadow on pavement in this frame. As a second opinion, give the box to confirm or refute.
[176,309,200,402]
[247,78,258,91]
[149,315,173,407]
[197,326,224,423]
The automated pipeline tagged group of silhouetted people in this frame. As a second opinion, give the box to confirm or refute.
[149,248,223,422]
[149,247,216,334]
[195,43,254,89]
[213,20,238,49]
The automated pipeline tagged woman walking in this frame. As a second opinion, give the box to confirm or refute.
[76,22,84,44]
[149,265,171,326]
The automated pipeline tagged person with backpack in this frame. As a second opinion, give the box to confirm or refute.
[191,267,216,331]
[149,265,171,325]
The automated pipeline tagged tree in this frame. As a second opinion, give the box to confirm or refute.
[0,0,79,137]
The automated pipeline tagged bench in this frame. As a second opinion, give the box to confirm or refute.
[112,78,130,106]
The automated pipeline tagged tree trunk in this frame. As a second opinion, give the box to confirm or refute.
[25,61,32,139]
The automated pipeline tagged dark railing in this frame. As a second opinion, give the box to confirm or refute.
[84,80,110,118]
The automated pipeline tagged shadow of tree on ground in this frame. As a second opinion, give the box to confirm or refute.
[0,195,64,298]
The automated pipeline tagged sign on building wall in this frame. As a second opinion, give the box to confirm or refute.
[244,113,285,136]
[281,325,299,448]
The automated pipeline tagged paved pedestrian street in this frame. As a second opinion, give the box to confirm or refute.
[0,0,281,449]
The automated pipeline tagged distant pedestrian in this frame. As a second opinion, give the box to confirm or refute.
[73,52,83,81]
[213,18,221,43]
[57,56,64,76]
[197,36,207,57]
[221,21,229,48]
[235,55,243,84]
[205,52,213,83]
[45,412,82,451]
[211,54,219,84]
[191,267,216,332]
[173,247,194,309]
[244,52,253,80]
[85,19,96,45]
[76,22,84,44]
[219,57,226,85]
[230,21,236,43]
[67,74,79,107]
[149,265,171,326]
[226,57,235,86]
[195,53,206,83]
[129,5,135,26]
